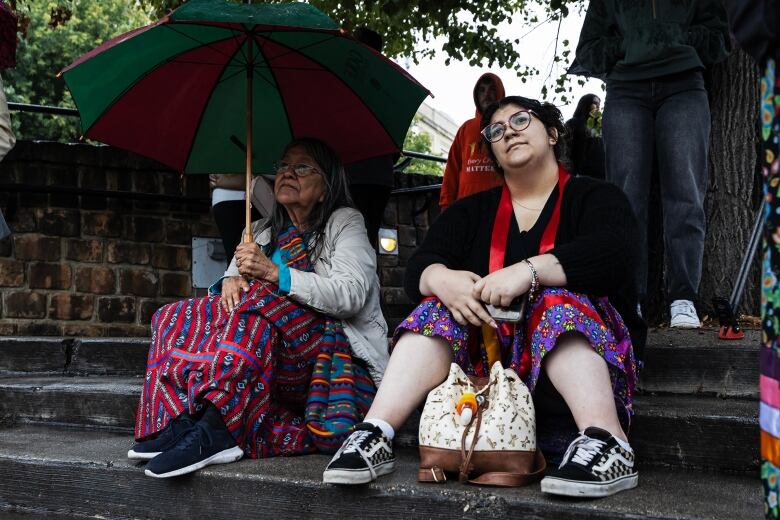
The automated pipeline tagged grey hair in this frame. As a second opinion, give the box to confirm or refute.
[266,138,353,260]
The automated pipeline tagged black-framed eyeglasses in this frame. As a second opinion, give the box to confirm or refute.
[274,161,321,178]
[481,110,537,143]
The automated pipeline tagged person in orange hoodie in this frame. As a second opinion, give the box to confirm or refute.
[439,73,505,210]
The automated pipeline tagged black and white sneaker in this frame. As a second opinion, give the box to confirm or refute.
[144,420,243,478]
[127,413,197,460]
[322,422,395,484]
[541,427,638,498]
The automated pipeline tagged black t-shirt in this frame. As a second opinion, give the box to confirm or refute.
[405,175,647,358]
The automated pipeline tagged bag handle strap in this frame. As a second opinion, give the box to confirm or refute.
[458,386,490,483]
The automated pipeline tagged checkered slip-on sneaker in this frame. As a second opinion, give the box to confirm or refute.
[322,422,396,485]
[541,427,638,498]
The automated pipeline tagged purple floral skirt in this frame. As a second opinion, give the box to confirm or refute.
[393,287,637,461]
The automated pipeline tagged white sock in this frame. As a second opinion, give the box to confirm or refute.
[365,418,395,440]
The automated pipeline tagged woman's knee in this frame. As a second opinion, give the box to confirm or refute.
[392,331,452,359]
[544,332,607,375]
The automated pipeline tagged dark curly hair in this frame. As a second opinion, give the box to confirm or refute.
[480,95,569,174]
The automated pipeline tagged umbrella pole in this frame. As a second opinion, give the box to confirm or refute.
[244,39,253,244]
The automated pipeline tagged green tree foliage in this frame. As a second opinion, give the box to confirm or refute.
[11,0,586,141]
[143,0,587,101]
[7,0,151,141]
[402,115,444,176]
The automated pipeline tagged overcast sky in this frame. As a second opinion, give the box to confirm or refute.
[401,7,604,127]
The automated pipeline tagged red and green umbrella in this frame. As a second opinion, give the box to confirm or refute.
[60,0,429,234]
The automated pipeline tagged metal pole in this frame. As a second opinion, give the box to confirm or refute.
[729,199,766,310]
[242,0,253,242]
[243,34,254,244]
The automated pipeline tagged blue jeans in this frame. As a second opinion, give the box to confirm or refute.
[603,69,710,302]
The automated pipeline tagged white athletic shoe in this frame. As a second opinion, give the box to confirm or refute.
[670,299,700,329]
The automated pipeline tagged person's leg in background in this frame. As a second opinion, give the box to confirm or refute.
[602,79,655,305]
[349,184,391,250]
[213,199,260,263]
[654,70,710,328]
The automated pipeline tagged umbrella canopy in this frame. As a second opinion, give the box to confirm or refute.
[60,0,429,175]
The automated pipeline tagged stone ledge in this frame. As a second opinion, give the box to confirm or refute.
[0,374,759,472]
[0,425,762,520]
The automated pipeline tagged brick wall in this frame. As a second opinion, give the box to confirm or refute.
[0,141,218,337]
[379,175,442,331]
[0,141,441,337]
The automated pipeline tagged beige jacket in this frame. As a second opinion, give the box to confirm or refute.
[223,207,389,384]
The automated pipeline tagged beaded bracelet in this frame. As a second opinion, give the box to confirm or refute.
[523,258,539,301]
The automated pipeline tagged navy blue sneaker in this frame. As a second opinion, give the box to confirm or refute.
[144,420,243,478]
[127,413,197,460]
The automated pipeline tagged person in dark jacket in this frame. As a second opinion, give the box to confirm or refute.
[345,28,395,249]
[574,0,730,328]
[565,93,605,179]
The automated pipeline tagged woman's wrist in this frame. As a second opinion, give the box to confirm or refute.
[266,264,280,283]
[523,258,539,300]
[420,263,447,296]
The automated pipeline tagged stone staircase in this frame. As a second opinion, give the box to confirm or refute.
[0,330,762,519]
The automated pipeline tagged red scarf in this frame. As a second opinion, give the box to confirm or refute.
[486,164,571,376]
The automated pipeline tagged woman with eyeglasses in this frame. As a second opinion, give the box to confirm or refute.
[325,96,644,499]
[128,138,388,478]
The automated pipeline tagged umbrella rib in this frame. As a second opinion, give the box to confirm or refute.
[218,27,283,91]
[253,33,402,148]
[163,23,244,62]
[216,34,278,91]
[227,25,251,66]
[255,30,342,61]
[181,40,249,174]
[252,67,282,90]
[167,60,232,66]
[252,34,296,143]
[218,68,246,84]
[216,65,276,92]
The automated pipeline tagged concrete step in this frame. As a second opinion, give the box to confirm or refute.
[0,375,758,472]
[0,337,147,377]
[0,330,761,397]
[639,328,759,398]
[0,376,139,430]
[0,425,761,520]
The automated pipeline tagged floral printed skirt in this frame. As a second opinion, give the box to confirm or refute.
[394,287,637,461]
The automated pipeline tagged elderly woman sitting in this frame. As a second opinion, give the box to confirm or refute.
[128,138,388,478]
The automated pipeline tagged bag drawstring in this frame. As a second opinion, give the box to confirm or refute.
[459,382,491,483]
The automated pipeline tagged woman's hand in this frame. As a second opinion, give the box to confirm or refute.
[221,276,250,313]
[234,242,279,283]
[472,262,532,308]
[422,265,496,328]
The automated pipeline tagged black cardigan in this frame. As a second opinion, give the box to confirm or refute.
[405,175,647,358]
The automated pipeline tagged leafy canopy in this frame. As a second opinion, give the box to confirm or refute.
[142,0,586,99]
[8,0,585,145]
[402,115,444,176]
[7,0,152,141]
